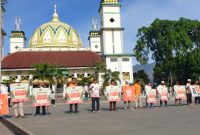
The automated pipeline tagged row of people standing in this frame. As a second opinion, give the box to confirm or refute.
[1,78,199,117]
[87,78,200,111]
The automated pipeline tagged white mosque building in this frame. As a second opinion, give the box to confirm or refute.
[1,0,133,85]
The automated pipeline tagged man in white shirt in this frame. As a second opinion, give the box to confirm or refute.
[157,81,168,107]
[89,79,101,112]
[186,79,192,105]
[145,82,156,108]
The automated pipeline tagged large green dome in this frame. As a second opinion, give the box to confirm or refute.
[29,10,82,48]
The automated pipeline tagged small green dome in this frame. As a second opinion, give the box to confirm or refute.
[29,9,82,48]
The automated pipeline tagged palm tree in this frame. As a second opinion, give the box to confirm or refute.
[103,69,120,87]
[94,60,106,80]
[31,63,68,85]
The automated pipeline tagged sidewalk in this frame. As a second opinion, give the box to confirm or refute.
[0,118,14,135]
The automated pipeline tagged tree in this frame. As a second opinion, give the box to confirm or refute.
[133,70,150,84]
[103,69,120,87]
[94,60,106,81]
[31,63,67,85]
[134,18,200,84]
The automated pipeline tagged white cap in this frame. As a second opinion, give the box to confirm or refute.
[187,79,191,82]
[15,79,20,83]
[125,80,129,83]
[161,81,165,84]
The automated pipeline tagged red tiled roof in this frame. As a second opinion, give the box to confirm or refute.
[2,51,102,69]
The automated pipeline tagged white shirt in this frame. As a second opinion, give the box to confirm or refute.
[186,83,192,93]
[0,84,8,94]
[89,83,101,98]
[157,85,167,94]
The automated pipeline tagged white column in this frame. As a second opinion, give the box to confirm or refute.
[74,70,77,78]
[84,69,88,78]
[117,57,123,85]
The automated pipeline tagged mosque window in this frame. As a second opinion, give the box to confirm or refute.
[110,18,115,23]
[122,58,129,62]
[15,46,19,49]
[43,30,51,43]
[110,58,117,62]
[59,30,67,43]
[95,45,98,48]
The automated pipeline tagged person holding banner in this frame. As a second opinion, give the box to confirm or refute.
[10,79,27,118]
[145,82,156,108]
[186,79,192,105]
[68,78,79,113]
[106,80,120,111]
[194,81,200,104]
[89,79,102,112]
[173,81,185,106]
[134,80,143,109]
[34,83,51,116]
[157,81,168,107]
[122,80,135,110]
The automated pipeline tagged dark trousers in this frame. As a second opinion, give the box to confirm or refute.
[70,103,78,113]
[186,93,192,104]
[109,101,116,111]
[51,99,55,105]
[8,98,12,107]
[175,99,182,106]
[195,97,200,104]
[92,97,100,111]
[160,100,168,107]
[36,106,46,115]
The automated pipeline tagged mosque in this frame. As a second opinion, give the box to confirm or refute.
[1,0,133,86]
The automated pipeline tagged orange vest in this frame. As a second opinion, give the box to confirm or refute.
[134,83,141,96]
[68,83,76,87]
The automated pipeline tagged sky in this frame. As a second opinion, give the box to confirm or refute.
[3,0,200,65]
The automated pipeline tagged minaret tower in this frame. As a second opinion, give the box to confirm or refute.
[99,0,133,83]
[99,0,124,54]
[10,17,26,54]
[88,17,101,53]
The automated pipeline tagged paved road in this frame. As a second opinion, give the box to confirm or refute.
[2,99,200,135]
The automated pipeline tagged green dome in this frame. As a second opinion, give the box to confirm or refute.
[29,11,82,48]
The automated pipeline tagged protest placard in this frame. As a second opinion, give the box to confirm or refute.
[106,86,121,102]
[10,83,29,102]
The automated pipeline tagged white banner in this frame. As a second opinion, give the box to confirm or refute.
[10,83,29,102]
[190,85,200,97]
[174,85,186,100]
[65,86,83,104]
[32,88,51,106]
[146,88,157,103]
[157,85,168,101]
[105,86,121,102]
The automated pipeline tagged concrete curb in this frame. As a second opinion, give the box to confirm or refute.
[0,116,35,135]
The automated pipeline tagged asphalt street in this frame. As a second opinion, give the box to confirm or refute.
[1,98,200,135]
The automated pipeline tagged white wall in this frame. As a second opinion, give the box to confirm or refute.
[100,6,121,28]
[90,36,101,52]
[106,56,133,84]
[10,37,25,53]
[102,30,123,54]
